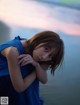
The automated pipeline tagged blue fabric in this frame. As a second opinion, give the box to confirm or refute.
[0,36,44,105]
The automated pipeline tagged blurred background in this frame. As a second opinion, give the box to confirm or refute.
[0,0,80,105]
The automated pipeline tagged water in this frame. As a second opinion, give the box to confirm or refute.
[0,0,80,105]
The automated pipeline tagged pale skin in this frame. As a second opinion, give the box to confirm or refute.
[1,40,56,93]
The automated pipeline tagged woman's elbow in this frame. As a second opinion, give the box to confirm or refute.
[13,85,26,93]
[14,88,24,93]
[13,86,23,93]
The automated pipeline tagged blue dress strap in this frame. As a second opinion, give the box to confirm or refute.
[0,36,25,54]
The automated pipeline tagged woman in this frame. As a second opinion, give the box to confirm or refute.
[0,31,64,105]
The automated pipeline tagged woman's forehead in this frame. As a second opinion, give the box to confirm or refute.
[35,43,45,49]
[35,42,58,50]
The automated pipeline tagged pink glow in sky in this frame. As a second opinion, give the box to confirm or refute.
[0,0,80,35]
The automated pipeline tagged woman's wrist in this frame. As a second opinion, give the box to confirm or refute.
[34,62,40,68]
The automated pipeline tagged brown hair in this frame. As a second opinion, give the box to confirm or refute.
[25,31,64,75]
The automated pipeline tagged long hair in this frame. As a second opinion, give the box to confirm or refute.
[25,31,64,75]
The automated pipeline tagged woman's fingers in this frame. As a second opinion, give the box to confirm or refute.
[17,54,27,59]
[21,60,32,66]
[18,57,25,64]
[17,54,33,66]
[17,54,31,60]
[17,54,38,67]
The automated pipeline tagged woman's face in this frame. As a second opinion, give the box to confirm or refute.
[33,43,57,62]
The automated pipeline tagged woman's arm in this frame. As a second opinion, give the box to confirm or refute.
[1,47,36,93]
[35,63,48,84]
[17,54,49,84]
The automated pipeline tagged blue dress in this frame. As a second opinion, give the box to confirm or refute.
[0,36,44,105]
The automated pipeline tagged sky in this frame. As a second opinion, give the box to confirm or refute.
[0,0,80,35]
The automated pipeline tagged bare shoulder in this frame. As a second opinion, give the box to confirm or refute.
[1,47,19,58]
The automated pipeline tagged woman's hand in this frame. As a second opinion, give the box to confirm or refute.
[17,54,48,84]
[17,54,38,67]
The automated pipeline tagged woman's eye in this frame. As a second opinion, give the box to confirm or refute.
[44,47,49,52]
